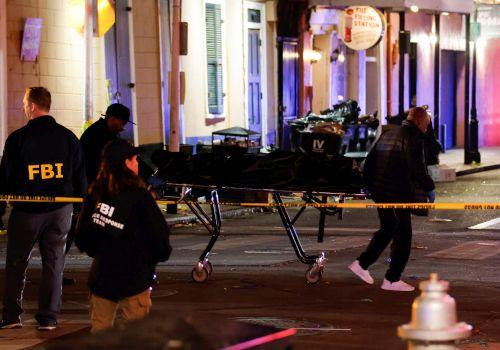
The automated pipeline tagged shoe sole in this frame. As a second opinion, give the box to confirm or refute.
[0,323,22,329]
[348,266,374,285]
[37,326,56,331]
[381,286,415,292]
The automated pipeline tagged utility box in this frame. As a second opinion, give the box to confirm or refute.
[428,165,456,182]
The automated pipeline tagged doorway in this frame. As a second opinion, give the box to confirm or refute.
[104,0,135,143]
[247,29,262,136]
[244,1,268,145]
[277,39,299,150]
[440,50,465,150]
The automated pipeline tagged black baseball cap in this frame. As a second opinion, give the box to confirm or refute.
[102,103,136,125]
[102,139,140,166]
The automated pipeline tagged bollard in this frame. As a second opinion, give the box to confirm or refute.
[398,273,472,350]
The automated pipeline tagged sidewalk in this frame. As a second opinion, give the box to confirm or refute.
[162,203,263,226]
[440,147,500,176]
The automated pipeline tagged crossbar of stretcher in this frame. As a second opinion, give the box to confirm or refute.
[162,182,366,198]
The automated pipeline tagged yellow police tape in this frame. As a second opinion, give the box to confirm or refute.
[2,194,500,210]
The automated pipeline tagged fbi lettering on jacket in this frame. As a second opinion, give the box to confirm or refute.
[28,163,64,180]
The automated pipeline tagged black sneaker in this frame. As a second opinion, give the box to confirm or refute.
[37,321,57,331]
[0,319,22,329]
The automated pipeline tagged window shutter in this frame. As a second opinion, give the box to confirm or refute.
[205,3,223,115]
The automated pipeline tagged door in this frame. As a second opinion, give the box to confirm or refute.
[104,0,134,142]
[278,39,299,150]
[247,29,262,135]
[440,50,465,150]
[440,50,456,150]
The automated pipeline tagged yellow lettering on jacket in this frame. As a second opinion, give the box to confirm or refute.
[28,165,40,180]
[27,163,64,180]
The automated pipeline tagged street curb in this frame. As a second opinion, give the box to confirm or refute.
[456,163,500,177]
[166,207,262,226]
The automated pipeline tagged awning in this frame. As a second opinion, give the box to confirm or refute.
[309,0,473,14]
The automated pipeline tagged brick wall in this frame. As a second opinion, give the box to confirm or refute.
[6,0,107,137]
[131,0,163,145]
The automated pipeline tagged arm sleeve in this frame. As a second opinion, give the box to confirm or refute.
[139,190,172,263]
[74,195,97,256]
[409,137,435,192]
[72,137,88,210]
[0,138,15,216]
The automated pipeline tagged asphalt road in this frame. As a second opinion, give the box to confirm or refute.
[0,170,500,349]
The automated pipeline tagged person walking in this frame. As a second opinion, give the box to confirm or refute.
[80,103,134,185]
[75,139,171,333]
[348,107,435,292]
[0,87,87,330]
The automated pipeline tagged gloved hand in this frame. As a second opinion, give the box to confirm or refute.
[427,190,436,203]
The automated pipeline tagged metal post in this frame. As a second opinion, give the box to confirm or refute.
[433,14,440,141]
[398,12,405,117]
[169,0,181,152]
[84,0,95,126]
[464,14,472,164]
[386,10,392,116]
[470,11,481,163]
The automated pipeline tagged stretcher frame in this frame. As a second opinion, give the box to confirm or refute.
[161,183,365,284]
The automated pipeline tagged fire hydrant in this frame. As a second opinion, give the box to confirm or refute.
[398,273,472,350]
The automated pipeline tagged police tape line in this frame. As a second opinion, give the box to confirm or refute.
[130,200,500,210]
[2,195,500,210]
[0,195,83,203]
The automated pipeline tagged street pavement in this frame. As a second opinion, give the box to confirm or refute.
[0,170,500,349]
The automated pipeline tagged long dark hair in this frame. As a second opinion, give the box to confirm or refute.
[89,157,146,203]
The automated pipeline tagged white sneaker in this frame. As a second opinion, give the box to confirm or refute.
[348,260,374,284]
[381,279,415,292]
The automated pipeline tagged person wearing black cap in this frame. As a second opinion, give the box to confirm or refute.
[80,103,135,185]
[75,139,171,333]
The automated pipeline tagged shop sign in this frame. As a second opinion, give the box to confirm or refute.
[476,4,500,39]
[338,6,386,50]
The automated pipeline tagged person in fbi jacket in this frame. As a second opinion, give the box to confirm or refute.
[75,139,171,333]
[0,87,87,330]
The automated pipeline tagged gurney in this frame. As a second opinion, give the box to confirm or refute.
[149,151,366,284]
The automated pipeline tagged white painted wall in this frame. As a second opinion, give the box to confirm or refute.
[182,0,275,141]
[312,34,331,113]
[5,0,107,137]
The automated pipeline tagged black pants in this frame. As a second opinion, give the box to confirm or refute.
[357,208,412,282]
[2,205,72,324]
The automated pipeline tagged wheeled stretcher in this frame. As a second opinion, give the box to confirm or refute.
[149,150,365,283]
[158,183,365,284]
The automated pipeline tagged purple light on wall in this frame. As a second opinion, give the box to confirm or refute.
[20,18,43,61]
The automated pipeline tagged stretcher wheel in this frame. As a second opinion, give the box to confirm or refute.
[204,260,213,275]
[305,266,323,284]
[192,267,209,283]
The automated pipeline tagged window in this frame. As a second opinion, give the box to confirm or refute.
[205,3,224,115]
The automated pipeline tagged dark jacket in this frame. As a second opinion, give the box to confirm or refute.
[75,187,171,301]
[80,118,118,184]
[0,115,87,214]
[363,120,435,203]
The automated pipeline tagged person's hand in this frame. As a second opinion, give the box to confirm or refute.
[427,190,436,203]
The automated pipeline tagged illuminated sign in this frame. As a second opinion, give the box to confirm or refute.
[338,6,386,51]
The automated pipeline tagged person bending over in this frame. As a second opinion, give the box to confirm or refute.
[349,107,435,292]
[75,139,171,333]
